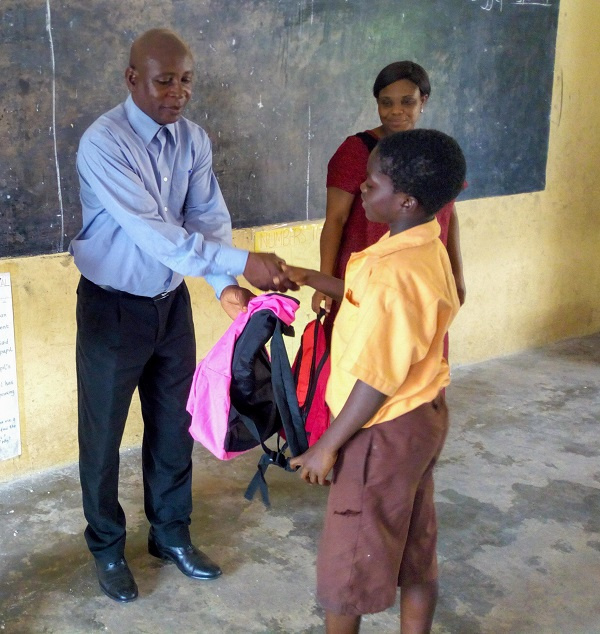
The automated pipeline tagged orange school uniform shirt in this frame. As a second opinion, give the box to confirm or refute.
[325,219,460,428]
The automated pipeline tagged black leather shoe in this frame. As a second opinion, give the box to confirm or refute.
[148,535,222,580]
[95,558,138,603]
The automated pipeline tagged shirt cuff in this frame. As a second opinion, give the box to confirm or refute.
[204,274,240,299]
[213,244,249,278]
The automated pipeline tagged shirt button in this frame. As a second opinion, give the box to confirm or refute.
[164,206,168,212]
[163,177,168,181]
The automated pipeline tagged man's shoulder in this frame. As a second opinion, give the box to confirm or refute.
[80,102,128,146]
[175,114,210,145]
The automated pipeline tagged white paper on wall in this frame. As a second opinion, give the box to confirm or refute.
[0,273,21,461]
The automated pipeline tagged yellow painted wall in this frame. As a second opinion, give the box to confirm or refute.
[1,0,599,482]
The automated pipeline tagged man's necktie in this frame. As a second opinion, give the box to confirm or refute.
[150,127,173,198]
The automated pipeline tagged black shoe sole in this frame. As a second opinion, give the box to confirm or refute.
[147,539,222,580]
[98,583,138,603]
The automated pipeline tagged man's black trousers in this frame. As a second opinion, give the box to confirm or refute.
[76,276,196,563]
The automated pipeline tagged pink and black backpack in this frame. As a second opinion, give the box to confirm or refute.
[187,294,313,506]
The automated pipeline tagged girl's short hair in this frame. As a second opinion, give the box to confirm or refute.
[377,129,466,215]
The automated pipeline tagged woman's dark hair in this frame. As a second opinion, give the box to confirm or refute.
[372,61,431,99]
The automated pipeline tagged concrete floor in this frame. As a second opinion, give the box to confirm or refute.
[1,333,599,633]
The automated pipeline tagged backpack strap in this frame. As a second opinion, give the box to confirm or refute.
[355,131,379,153]
[243,452,285,507]
[270,319,308,458]
[244,318,308,507]
[300,310,330,420]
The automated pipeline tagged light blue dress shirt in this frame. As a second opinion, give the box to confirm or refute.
[69,95,248,298]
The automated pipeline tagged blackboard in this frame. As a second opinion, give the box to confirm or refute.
[0,0,560,258]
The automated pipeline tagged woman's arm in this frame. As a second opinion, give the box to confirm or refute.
[320,187,355,275]
[446,205,466,305]
[312,187,355,312]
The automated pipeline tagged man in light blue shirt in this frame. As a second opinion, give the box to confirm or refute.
[70,28,294,603]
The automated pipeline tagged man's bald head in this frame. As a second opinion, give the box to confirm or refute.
[125,29,194,125]
[129,29,193,70]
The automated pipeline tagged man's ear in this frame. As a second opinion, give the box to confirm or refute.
[125,66,137,92]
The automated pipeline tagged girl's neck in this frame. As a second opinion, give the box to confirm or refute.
[388,216,433,237]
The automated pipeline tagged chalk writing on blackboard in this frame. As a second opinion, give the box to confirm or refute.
[472,0,502,11]
[45,0,65,252]
[472,0,551,10]
[0,273,21,461]
[305,104,312,220]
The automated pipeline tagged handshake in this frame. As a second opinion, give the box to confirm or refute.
[221,252,335,320]
[242,252,302,293]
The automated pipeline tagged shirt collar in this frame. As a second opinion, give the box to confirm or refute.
[124,95,177,147]
[357,219,441,260]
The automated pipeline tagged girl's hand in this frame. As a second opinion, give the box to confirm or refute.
[274,264,313,287]
[311,290,333,314]
[289,444,338,486]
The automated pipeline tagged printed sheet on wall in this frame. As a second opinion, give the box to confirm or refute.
[0,273,21,461]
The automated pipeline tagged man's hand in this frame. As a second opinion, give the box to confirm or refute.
[220,285,255,320]
[243,252,299,292]
[289,444,338,486]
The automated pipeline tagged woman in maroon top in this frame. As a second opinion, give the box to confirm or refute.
[314,61,466,351]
